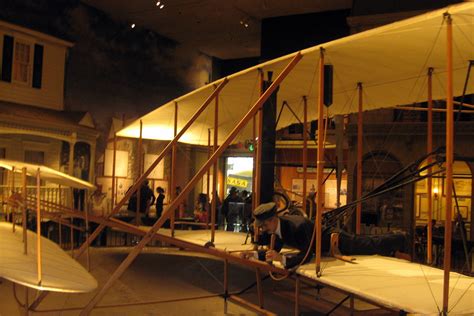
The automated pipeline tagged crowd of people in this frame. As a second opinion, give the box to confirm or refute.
[87,182,413,267]
[119,182,252,230]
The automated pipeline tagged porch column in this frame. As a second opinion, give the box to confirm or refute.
[89,143,96,183]
[68,133,77,176]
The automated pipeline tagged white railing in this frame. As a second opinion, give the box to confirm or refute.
[0,185,72,216]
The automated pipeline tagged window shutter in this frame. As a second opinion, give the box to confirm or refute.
[32,44,43,88]
[1,35,13,82]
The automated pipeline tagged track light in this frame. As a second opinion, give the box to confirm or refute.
[156,1,160,5]
[131,23,136,28]
[240,17,250,28]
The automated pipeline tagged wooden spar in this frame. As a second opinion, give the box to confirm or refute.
[256,268,263,308]
[211,90,219,242]
[11,166,15,231]
[453,100,474,109]
[58,185,62,248]
[252,114,257,212]
[36,168,42,286]
[171,102,178,237]
[111,133,117,209]
[302,96,308,216]
[427,67,434,264]
[85,190,90,271]
[79,54,301,315]
[205,128,211,233]
[29,202,288,275]
[207,128,211,197]
[55,186,59,242]
[38,200,288,274]
[136,120,143,225]
[315,48,325,277]
[11,166,14,191]
[70,189,74,256]
[228,295,276,316]
[75,79,229,258]
[442,13,453,315]
[356,82,363,234]
[22,167,27,255]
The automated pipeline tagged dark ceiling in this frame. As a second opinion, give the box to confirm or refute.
[82,0,353,59]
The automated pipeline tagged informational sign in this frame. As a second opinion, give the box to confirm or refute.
[227,176,248,188]
[225,157,253,193]
[291,178,347,208]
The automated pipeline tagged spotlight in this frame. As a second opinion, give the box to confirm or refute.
[160,4,164,9]
[131,23,136,28]
[240,17,250,28]
[156,1,160,5]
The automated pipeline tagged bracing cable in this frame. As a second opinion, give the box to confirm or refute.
[419,263,442,313]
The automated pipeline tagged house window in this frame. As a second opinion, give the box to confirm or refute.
[13,41,31,84]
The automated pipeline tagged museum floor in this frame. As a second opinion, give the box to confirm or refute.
[0,247,386,315]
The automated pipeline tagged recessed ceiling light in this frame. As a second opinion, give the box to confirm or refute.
[131,23,136,28]
[156,1,160,6]
[160,4,165,9]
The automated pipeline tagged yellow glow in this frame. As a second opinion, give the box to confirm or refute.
[117,122,216,145]
[0,159,95,190]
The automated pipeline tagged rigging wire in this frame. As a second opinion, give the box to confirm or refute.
[453,20,474,47]
[325,54,359,115]
[359,59,428,194]
[359,90,402,183]
[449,283,474,313]
[195,258,224,288]
[455,61,473,122]
[404,19,445,102]
[418,264,442,314]
[360,54,429,182]
[269,98,332,280]
[432,73,447,147]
